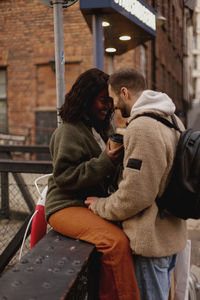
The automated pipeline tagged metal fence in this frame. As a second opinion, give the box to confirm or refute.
[0,149,101,299]
[0,173,50,273]
[0,145,52,274]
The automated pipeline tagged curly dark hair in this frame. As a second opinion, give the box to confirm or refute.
[59,68,112,126]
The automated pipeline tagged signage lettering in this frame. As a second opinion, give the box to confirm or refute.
[114,0,156,31]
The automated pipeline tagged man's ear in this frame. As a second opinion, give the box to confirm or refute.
[120,87,130,99]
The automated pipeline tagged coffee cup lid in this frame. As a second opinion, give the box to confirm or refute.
[110,133,123,143]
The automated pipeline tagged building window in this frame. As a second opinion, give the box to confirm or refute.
[167,71,171,96]
[193,55,197,69]
[168,0,171,40]
[35,111,57,160]
[0,68,7,134]
[193,35,197,50]
[161,64,165,92]
[140,45,147,78]
[162,1,166,18]
[175,17,179,49]
[161,1,167,30]
[172,76,177,101]
[172,6,175,43]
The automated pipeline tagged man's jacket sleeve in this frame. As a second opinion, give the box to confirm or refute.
[94,118,169,221]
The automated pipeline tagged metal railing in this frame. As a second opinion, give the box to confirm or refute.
[0,145,100,299]
[0,145,52,272]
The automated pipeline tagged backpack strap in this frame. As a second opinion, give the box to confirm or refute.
[170,114,182,132]
[133,113,182,133]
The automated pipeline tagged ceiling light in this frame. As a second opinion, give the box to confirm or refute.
[105,47,117,53]
[102,21,110,27]
[119,35,131,41]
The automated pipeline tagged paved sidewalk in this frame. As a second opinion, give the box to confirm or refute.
[187,219,200,297]
[187,219,200,267]
[186,106,200,296]
[187,101,200,130]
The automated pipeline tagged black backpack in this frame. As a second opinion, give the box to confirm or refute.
[135,112,200,220]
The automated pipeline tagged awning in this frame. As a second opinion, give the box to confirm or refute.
[80,0,156,55]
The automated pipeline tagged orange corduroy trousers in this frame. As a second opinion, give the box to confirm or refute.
[49,207,140,300]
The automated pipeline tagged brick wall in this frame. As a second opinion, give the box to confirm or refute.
[0,1,93,141]
[154,0,184,111]
[0,0,185,141]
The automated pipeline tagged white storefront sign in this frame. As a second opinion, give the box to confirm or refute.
[114,0,156,31]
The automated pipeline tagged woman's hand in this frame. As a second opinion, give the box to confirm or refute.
[85,197,98,212]
[105,139,124,165]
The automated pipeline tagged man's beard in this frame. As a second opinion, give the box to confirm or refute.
[120,107,129,118]
[117,97,129,118]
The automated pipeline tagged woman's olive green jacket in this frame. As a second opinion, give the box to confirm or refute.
[45,120,116,221]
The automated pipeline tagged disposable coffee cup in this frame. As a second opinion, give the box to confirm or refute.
[109,133,124,150]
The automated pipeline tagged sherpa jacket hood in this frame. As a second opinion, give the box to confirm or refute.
[131,90,176,116]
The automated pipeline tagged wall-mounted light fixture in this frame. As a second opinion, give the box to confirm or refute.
[156,13,166,26]
[156,4,166,27]
[119,35,131,41]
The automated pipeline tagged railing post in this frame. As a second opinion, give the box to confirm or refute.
[12,173,35,212]
[0,172,9,219]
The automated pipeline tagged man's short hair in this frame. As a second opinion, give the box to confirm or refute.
[108,67,146,95]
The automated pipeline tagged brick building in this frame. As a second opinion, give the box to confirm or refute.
[0,0,191,145]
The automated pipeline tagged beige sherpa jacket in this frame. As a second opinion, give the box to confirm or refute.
[93,90,187,257]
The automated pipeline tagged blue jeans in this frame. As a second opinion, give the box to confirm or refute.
[133,254,177,300]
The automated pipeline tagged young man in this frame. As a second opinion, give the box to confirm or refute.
[85,67,187,300]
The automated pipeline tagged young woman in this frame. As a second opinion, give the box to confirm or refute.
[45,68,140,300]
